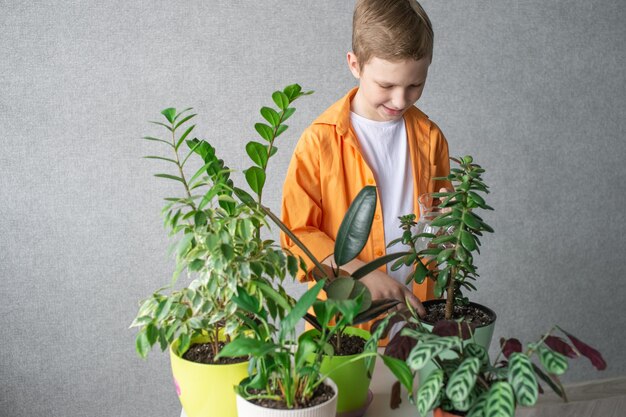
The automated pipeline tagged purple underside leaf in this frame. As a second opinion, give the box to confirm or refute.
[560,328,607,370]
[500,337,522,358]
[384,331,417,361]
[544,336,577,358]
[432,320,473,340]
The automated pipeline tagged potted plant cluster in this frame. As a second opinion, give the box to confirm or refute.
[379,307,606,417]
[129,84,313,417]
[377,154,606,416]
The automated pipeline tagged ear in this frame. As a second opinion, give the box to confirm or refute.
[346,52,361,79]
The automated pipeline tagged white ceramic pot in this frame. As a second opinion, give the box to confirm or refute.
[236,379,338,417]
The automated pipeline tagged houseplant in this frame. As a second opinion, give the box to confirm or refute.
[390,155,497,349]
[379,308,606,417]
[129,84,312,417]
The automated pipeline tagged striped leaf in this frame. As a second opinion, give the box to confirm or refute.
[538,345,569,375]
[508,353,539,406]
[452,387,480,412]
[466,391,488,417]
[407,337,461,371]
[417,369,443,416]
[446,356,481,403]
[484,382,515,417]
[465,343,489,366]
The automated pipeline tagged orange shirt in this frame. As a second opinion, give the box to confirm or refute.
[281,87,451,331]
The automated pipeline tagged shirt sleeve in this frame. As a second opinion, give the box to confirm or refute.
[280,129,336,282]
[430,122,452,191]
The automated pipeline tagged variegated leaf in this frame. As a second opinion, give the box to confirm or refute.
[417,369,443,416]
[452,387,481,412]
[466,391,488,417]
[538,345,568,375]
[465,342,489,366]
[484,382,515,417]
[508,352,539,406]
[407,337,461,370]
[446,356,481,403]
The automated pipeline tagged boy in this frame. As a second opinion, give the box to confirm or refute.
[281,0,451,331]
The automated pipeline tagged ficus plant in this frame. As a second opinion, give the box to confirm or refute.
[391,155,494,320]
[379,310,606,417]
[130,84,312,359]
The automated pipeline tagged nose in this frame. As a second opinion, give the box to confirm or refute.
[391,88,409,110]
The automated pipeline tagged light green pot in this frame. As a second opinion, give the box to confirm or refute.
[418,300,497,384]
[170,336,249,417]
[301,327,374,414]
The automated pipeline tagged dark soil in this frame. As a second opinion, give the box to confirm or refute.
[248,381,335,409]
[329,333,366,356]
[422,302,494,328]
[182,341,247,365]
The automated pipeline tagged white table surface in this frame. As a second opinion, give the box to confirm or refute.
[181,352,626,417]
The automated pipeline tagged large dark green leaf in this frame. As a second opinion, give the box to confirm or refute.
[381,354,414,393]
[334,186,377,266]
[352,251,410,280]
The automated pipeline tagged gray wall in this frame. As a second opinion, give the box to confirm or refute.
[1,1,624,416]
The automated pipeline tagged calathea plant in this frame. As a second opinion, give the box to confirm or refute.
[130,84,312,360]
[391,155,494,321]
[379,309,606,417]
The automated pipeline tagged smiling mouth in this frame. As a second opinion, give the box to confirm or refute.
[382,105,403,115]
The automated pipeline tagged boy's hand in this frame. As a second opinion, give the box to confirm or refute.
[323,256,426,317]
[360,271,426,317]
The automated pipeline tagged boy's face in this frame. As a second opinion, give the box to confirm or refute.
[347,53,430,122]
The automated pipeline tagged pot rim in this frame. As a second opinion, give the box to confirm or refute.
[236,378,338,413]
[169,338,249,367]
[421,299,497,328]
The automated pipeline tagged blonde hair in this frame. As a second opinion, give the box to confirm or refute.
[352,0,433,69]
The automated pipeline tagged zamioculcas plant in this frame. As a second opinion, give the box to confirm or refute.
[379,310,606,417]
[391,155,494,321]
[130,84,312,360]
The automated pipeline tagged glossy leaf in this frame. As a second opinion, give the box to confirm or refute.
[351,251,410,280]
[244,167,266,195]
[381,355,414,394]
[407,337,461,370]
[272,91,290,110]
[466,391,488,417]
[280,280,324,339]
[353,298,399,325]
[334,186,377,266]
[417,368,443,416]
[260,106,280,126]
[245,141,268,168]
[161,108,176,123]
[465,343,489,366]
[325,277,355,300]
[255,122,274,142]
[508,352,538,406]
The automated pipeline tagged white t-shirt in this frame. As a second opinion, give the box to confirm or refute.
[350,111,414,285]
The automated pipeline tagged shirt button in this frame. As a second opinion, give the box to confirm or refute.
[367,178,374,185]
[375,214,381,220]
[376,249,383,256]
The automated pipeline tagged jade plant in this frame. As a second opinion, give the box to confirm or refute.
[380,310,606,416]
[391,155,494,320]
[130,84,312,359]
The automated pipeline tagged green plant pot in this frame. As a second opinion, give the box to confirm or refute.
[170,336,249,417]
[418,300,497,385]
[301,327,374,414]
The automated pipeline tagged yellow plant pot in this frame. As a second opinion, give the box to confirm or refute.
[170,337,249,417]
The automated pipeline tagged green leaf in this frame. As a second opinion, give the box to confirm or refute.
[381,354,414,393]
[411,261,429,284]
[334,186,377,266]
[461,230,477,251]
[177,333,191,357]
[141,136,173,147]
[135,331,151,358]
[283,84,302,100]
[174,114,196,130]
[246,141,268,168]
[244,167,266,195]
[353,298,399,325]
[275,124,288,137]
[484,381,515,417]
[446,357,480,403]
[280,280,324,339]
[217,337,273,358]
[508,352,539,406]
[352,251,410,280]
[326,277,355,300]
[437,248,455,263]
[176,124,196,152]
[143,155,178,164]
[466,392,488,417]
[272,91,290,110]
[154,173,184,183]
[295,336,317,370]
[282,107,296,123]
[407,337,461,370]
[538,345,568,375]
[161,108,176,123]
[465,343,489,366]
[260,106,281,127]
[255,123,274,142]
[417,368,443,416]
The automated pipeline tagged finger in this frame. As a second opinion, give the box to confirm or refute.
[404,291,426,318]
